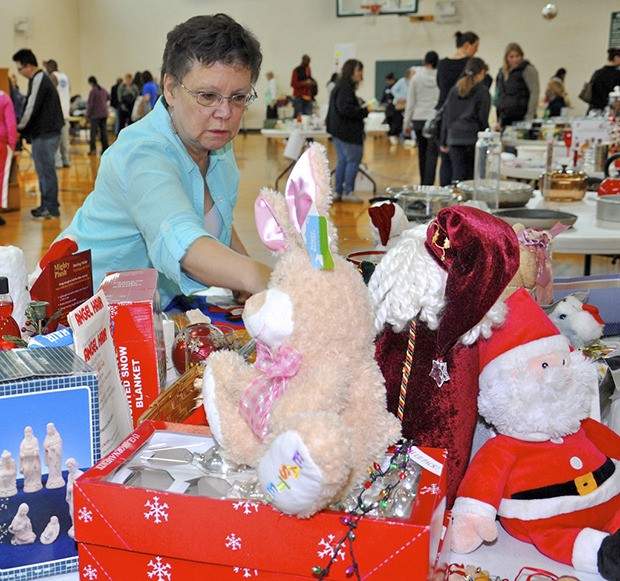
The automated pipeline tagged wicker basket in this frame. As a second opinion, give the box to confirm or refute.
[137,365,205,425]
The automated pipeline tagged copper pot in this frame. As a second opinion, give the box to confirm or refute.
[542,165,587,202]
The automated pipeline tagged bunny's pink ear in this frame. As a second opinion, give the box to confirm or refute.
[255,194,287,252]
[285,147,317,233]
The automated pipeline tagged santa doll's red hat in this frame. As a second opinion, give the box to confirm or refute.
[478,288,568,378]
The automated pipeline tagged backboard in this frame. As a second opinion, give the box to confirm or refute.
[336,0,418,17]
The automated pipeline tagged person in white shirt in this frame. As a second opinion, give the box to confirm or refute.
[386,67,415,145]
[264,71,278,119]
[403,52,440,185]
[45,59,71,168]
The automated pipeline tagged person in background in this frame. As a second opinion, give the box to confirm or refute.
[551,67,566,84]
[44,60,71,168]
[326,72,338,100]
[291,54,316,117]
[110,76,122,135]
[544,77,570,118]
[586,47,620,113]
[326,58,369,203]
[13,48,64,219]
[133,71,144,92]
[440,57,490,182]
[0,85,17,223]
[55,14,271,308]
[435,30,480,185]
[403,51,440,185]
[117,73,139,132]
[142,70,159,110]
[386,67,415,145]
[86,76,109,155]
[495,42,539,128]
[264,71,278,120]
[379,72,396,106]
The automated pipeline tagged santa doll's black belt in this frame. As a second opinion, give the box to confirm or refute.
[511,457,615,500]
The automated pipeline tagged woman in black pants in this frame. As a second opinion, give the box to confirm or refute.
[439,58,490,182]
[435,30,480,186]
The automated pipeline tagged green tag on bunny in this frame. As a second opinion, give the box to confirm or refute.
[304,214,334,270]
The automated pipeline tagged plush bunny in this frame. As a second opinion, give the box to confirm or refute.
[202,143,401,517]
[544,292,605,349]
[452,288,620,580]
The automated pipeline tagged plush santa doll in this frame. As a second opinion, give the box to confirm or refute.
[452,288,620,580]
[370,205,520,507]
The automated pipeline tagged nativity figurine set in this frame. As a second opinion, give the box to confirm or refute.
[0,421,82,546]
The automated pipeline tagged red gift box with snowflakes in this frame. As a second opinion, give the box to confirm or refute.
[74,420,448,580]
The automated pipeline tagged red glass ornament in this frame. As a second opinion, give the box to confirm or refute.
[172,323,229,374]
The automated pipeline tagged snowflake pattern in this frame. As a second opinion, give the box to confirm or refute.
[317,534,346,561]
[82,564,98,580]
[419,482,441,496]
[0,522,8,543]
[144,496,169,524]
[232,501,260,515]
[78,506,93,523]
[233,567,259,578]
[147,556,172,580]
[225,532,242,551]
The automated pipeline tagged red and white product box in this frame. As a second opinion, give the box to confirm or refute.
[74,421,448,580]
[98,269,166,426]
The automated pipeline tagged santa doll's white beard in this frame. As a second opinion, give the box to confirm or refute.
[478,350,598,442]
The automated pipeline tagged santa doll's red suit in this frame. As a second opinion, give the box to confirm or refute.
[452,289,620,580]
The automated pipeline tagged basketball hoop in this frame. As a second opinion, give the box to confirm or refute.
[360,3,382,25]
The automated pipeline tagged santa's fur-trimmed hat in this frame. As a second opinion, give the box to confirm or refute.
[478,288,570,385]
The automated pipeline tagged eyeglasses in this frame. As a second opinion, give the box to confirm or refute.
[179,82,257,109]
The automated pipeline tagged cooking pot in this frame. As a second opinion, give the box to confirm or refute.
[384,185,457,221]
[541,165,587,202]
[456,180,533,208]
[597,153,620,197]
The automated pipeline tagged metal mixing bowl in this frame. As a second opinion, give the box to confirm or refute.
[456,180,533,208]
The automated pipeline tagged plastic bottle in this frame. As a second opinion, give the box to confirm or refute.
[474,130,502,210]
[0,276,22,350]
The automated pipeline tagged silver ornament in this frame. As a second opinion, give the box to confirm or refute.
[541,3,558,19]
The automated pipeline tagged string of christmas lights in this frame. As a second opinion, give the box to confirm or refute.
[312,439,420,580]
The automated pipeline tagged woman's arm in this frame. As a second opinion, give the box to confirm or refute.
[181,236,271,296]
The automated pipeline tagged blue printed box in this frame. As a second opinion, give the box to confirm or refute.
[0,347,100,581]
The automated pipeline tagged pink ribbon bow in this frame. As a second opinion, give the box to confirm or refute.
[238,342,303,442]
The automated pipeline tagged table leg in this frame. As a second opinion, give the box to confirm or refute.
[275,160,296,191]
[328,165,377,194]
[584,254,592,276]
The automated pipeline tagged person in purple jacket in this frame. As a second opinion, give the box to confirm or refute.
[86,75,109,155]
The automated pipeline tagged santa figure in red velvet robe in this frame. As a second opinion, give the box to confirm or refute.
[369,206,520,507]
[452,288,620,580]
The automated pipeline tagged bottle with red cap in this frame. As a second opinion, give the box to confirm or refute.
[0,276,22,350]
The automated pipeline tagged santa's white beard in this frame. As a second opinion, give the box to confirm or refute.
[478,350,598,441]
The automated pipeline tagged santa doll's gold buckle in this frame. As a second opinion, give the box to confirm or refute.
[574,471,597,495]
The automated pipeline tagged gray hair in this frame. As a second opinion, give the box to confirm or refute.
[161,13,262,92]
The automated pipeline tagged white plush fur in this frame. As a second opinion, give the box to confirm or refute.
[368,223,508,341]
[546,294,604,349]
[478,339,599,441]
[0,245,31,329]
